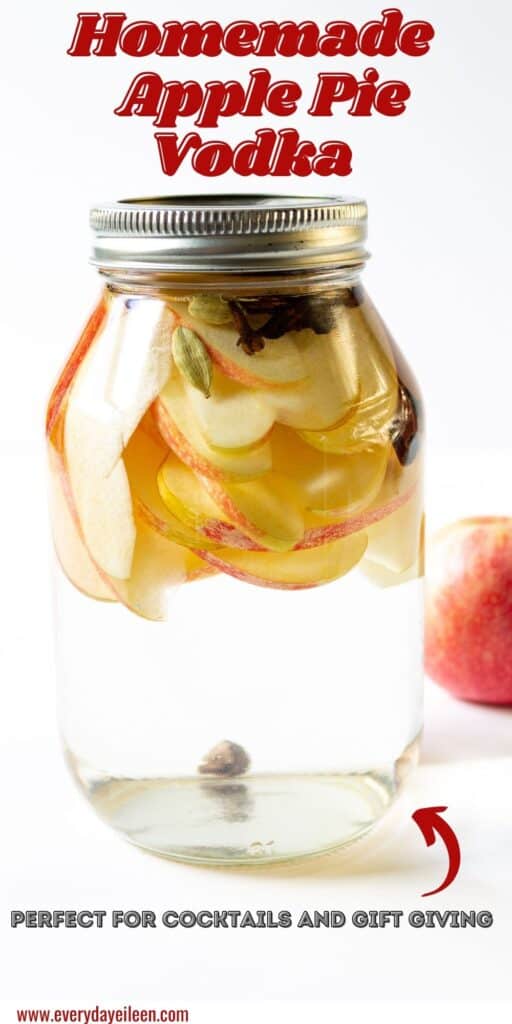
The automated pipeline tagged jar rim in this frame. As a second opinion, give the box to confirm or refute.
[90,193,368,273]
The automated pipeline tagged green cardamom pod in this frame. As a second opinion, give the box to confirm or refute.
[188,294,232,325]
[172,326,212,399]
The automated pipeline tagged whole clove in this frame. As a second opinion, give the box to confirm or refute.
[229,286,364,354]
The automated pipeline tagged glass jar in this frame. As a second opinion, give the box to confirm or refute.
[46,195,424,865]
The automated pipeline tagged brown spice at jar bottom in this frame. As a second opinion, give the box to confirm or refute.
[199,740,251,777]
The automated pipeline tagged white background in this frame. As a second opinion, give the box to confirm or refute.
[2,0,512,1014]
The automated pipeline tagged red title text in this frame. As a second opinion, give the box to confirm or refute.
[67,11,435,178]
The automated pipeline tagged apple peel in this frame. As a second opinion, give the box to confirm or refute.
[154,374,272,482]
[46,297,108,439]
[194,530,368,590]
[65,298,175,579]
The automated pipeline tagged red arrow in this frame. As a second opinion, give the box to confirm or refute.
[412,806,461,897]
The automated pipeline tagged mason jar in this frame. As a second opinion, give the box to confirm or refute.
[46,194,424,865]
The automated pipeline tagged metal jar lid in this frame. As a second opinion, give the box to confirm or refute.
[90,194,368,273]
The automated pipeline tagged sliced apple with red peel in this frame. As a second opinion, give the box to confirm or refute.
[48,445,115,602]
[374,445,422,509]
[264,326,359,430]
[158,451,304,552]
[46,297,108,439]
[272,426,389,517]
[359,482,424,586]
[297,481,416,550]
[195,531,368,590]
[169,307,307,387]
[108,298,177,446]
[157,454,261,551]
[124,425,219,552]
[109,517,213,621]
[154,373,272,481]
[306,448,389,518]
[299,306,397,454]
[52,421,214,619]
[201,473,305,552]
[64,302,135,580]
[299,391,396,455]
[185,370,274,449]
[65,296,175,579]
[266,381,357,433]
[156,455,417,555]
[66,423,135,581]
[136,498,224,554]
[158,452,229,528]
[364,488,424,574]
[294,449,420,550]
[198,519,261,550]
[344,304,398,425]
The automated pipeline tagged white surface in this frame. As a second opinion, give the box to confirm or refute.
[1,447,511,1006]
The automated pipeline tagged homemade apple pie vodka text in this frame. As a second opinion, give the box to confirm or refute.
[47,195,424,864]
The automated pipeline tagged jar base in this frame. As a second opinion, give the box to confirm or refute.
[68,736,420,865]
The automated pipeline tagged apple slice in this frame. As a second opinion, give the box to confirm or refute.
[157,453,260,551]
[158,450,305,552]
[195,531,368,590]
[306,447,389,518]
[265,381,356,432]
[157,447,418,555]
[64,301,135,580]
[46,296,108,439]
[264,325,359,430]
[124,424,219,552]
[295,447,420,549]
[170,306,307,387]
[359,552,424,588]
[299,305,398,454]
[271,426,389,517]
[154,373,272,481]
[107,298,177,446]
[51,445,211,619]
[200,473,305,552]
[195,519,262,550]
[371,444,422,508]
[52,418,214,619]
[47,445,115,602]
[65,297,175,579]
[109,516,214,621]
[297,481,417,550]
[184,369,274,449]
[364,486,424,574]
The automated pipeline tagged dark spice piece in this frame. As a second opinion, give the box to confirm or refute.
[261,297,335,338]
[230,287,364,354]
[231,297,326,353]
[198,740,251,777]
[391,379,421,466]
[229,302,265,356]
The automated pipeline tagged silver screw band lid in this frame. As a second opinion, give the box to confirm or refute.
[90,194,368,273]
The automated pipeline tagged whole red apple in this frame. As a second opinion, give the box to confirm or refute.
[425,517,512,705]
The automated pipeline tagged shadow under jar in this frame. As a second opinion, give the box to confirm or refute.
[46,195,424,865]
